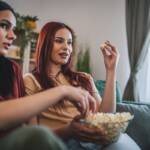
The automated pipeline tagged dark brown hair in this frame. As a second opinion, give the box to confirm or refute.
[0,2,24,100]
[0,56,25,100]
[0,1,16,17]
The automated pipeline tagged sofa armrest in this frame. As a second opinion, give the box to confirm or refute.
[117,102,150,150]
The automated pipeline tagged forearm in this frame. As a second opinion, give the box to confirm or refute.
[0,86,66,130]
[100,71,116,112]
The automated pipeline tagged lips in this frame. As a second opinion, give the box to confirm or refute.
[58,52,69,58]
[3,43,11,49]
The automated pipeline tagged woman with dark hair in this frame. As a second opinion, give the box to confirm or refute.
[0,2,24,101]
[0,1,96,150]
[24,22,140,149]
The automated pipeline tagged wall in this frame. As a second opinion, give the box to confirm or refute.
[6,0,130,94]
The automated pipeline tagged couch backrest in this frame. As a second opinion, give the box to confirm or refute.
[117,102,150,150]
[94,80,122,102]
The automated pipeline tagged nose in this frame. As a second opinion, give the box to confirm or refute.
[62,41,69,50]
[7,29,17,41]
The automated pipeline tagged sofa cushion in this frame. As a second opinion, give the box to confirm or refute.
[117,102,150,150]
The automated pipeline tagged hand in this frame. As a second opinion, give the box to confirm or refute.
[70,115,109,144]
[100,41,119,73]
[63,86,97,116]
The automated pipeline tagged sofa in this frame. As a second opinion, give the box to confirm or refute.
[95,80,150,150]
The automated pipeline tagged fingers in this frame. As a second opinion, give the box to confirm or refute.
[71,90,89,116]
[87,94,97,113]
[71,115,109,144]
[80,90,97,117]
[83,91,90,116]
[100,41,112,56]
[105,41,119,57]
[100,41,118,57]
[71,121,109,144]
[73,120,106,136]
[79,90,89,117]
[66,86,96,116]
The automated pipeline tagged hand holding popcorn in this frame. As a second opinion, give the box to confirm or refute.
[100,41,119,72]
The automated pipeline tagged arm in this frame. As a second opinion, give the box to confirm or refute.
[99,41,119,113]
[84,71,116,113]
[100,71,116,112]
[87,74,115,113]
[0,86,66,130]
[63,43,118,140]
[0,86,96,130]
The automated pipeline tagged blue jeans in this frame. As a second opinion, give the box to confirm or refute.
[64,133,141,150]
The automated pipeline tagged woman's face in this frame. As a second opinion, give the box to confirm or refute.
[50,28,73,66]
[0,10,16,56]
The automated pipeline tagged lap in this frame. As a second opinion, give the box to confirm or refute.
[65,133,141,150]
[0,126,67,150]
[103,133,141,150]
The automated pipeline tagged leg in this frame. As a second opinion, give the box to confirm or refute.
[64,138,103,150]
[103,133,141,150]
[0,126,67,150]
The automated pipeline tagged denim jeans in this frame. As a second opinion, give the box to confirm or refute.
[64,133,141,150]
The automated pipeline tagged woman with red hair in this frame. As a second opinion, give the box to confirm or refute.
[24,21,140,150]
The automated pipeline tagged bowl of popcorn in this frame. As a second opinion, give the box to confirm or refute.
[80,112,134,145]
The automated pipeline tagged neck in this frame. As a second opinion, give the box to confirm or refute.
[48,63,61,77]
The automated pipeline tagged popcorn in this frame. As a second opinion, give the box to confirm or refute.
[84,112,133,128]
[100,43,106,49]
[80,112,134,144]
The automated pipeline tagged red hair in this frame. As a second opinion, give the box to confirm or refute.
[33,22,92,94]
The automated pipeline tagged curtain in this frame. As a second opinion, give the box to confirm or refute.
[136,37,150,102]
[123,0,150,101]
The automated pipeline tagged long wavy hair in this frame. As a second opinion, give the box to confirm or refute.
[33,22,92,94]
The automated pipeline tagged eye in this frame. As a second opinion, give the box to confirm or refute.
[0,22,10,30]
[67,41,72,45]
[54,39,64,44]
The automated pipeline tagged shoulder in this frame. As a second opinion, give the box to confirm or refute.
[24,73,35,81]
[10,60,21,72]
[23,73,42,94]
[8,60,23,80]
[23,73,41,87]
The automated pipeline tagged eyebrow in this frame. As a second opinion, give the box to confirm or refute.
[0,19,16,28]
[55,37,72,41]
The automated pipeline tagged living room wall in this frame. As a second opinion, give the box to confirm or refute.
[6,0,130,94]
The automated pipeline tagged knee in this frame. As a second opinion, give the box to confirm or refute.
[15,126,67,150]
[23,126,50,141]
